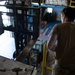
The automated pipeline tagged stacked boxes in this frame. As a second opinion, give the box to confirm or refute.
[29,36,49,66]
[58,0,69,6]
[45,0,69,6]
[45,0,58,5]
[33,36,49,52]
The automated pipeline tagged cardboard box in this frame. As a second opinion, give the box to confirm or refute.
[45,0,69,6]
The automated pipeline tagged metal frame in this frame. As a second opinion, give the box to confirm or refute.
[42,43,52,75]
[70,0,75,8]
[0,0,41,59]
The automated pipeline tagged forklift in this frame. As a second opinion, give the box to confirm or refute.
[0,0,75,75]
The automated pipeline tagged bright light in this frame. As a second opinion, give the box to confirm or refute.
[47,8,53,13]
[0,1,15,59]
[0,1,10,27]
[0,1,6,5]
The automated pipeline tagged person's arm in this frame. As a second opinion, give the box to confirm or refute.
[48,33,58,51]
[48,24,59,51]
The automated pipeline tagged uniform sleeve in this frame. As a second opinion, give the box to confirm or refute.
[52,24,60,35]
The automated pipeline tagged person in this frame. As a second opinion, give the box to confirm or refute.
[48,7,75,75]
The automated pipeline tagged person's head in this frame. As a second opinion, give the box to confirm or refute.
[61,7,75,23]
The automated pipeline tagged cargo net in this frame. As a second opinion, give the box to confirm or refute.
[45,0,70,6]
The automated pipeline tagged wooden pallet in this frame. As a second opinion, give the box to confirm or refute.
[0,56,34,75]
